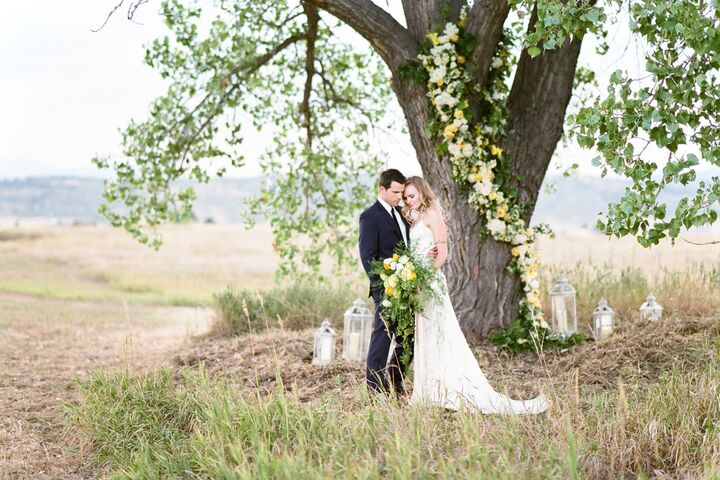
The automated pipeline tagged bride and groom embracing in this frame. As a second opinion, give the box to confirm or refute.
[359,169,547,414]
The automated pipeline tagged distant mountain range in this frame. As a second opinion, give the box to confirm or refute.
[0,174,717,232]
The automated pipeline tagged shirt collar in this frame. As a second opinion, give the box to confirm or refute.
[377,195,394,215]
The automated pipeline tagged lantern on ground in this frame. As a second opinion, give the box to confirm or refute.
[343,298,373,361]
[550,275,577,335]
[592,297,615,341]
[640,293,663,321]
[312,318,337,365]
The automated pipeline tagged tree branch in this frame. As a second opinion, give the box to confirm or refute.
[502,7,584,217]
[301,4,320,149]
[465,0,510,84]
[401,0,466,43]
[176,33,307,170]
[302,0,416,72]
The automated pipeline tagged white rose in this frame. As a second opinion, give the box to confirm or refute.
[382,299,391,308]
[444,23,459,37]
[491,57,503,69]
[399,255,409,264]
[486,218,506,235]
[448,143,462,157]
[462,143,474,157]
[512,233,527,245]
[440,114,450,123]
[390,261,398,271]
[434,91,458,108]
[474,181,493,196]
[429,66,446,84]
[529,279,540,290]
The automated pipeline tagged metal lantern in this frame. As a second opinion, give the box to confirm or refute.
[312,318,337,365]
[640,293,663,321]
[592,297,615,341]
[342,298,373,361]
[550,275,577,335]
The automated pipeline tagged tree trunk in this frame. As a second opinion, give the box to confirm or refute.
[308,0,585,341]
[390,11,584,342]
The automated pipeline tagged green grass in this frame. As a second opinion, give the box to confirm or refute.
[67,348,720,479]
[213,280,362,335]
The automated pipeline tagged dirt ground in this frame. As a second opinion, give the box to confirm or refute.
[0,292,213,479]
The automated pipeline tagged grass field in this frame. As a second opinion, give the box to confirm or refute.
[1,224,719,479]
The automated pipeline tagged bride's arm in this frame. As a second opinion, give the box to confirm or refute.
[424,207,448,269]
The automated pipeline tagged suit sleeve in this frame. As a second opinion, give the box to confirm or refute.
[358,210,379,278]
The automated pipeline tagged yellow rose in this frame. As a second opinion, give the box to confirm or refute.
[437,78,444,86]
[383,261,391,270]
[392,253,399,261]
[443,123,458,139]
[450,34,459,43]
[511,247,520,257]
[488,192,497,201]
[411,272,417,281]
[490,145,503,156]
[470,165,478,174]
[454,109,464,119]
[497,208,507,219]
[457,55,466,64]
[385,285,394,295]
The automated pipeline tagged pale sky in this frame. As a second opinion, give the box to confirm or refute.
[0,1,656,181]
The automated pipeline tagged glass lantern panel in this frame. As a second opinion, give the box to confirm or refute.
[551,294,577,334]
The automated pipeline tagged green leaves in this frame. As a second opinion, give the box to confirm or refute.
[569,0,720,245]
[96,0,392,276]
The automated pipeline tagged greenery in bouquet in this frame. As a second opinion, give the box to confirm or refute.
[370,245,442,370]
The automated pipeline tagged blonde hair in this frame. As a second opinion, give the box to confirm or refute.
[402,176,444,223]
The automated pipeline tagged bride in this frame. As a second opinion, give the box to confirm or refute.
[401,176,548,414]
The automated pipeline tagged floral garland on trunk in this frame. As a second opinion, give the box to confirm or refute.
[412,8,582,351]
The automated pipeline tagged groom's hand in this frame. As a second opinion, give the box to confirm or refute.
[426,246,438,258]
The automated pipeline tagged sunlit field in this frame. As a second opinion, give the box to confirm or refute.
[1,224,719,479]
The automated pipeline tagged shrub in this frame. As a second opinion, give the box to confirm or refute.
[213,280,362,335]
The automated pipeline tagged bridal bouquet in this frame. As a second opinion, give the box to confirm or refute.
[370,245,440,370]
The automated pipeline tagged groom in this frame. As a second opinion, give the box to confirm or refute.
[359,169,418,396]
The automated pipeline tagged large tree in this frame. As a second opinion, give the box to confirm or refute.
[97,0,719,342]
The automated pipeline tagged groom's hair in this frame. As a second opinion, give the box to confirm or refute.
[378,169,406,188]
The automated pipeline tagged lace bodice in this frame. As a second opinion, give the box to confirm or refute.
[410,219,435,256]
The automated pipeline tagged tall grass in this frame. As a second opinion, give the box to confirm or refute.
[541,262,720,332]
[68,346,720,479]
[213,280,361,335]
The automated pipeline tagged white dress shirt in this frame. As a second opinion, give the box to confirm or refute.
[378,196,407,244]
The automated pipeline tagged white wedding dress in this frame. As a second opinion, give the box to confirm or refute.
[408,219,548,414]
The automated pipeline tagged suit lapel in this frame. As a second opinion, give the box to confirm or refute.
[374,201,403,240]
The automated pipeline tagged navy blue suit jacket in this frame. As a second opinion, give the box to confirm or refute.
[358,200,410,298]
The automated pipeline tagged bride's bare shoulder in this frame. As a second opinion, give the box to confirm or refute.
[424,207,444,222]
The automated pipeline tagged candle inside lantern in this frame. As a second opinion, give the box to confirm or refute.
[347,332,361,358]
[553,296,568,332]
[320,336,334,361]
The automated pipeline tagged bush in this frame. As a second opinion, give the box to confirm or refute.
[213,280,362,335]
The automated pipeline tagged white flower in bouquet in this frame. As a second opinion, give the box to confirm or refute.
[491,57,504,69]
[512,233,527,245]
[382,299,391,308]
[449,142,462,157]
[398,255,409,265]
[433,91,458,108]
[462,143,474,157]
[474,180,493,196]
[486,218,506,236]
[429,66,446,84]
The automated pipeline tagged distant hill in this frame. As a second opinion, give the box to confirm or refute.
[0,174,717,232]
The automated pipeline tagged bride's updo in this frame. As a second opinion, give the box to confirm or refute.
[402,176,444,223]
